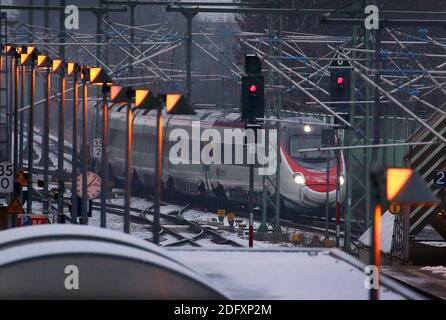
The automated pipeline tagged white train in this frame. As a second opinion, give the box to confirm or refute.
[104,105,346,215]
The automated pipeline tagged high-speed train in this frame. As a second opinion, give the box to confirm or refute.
[103,105,346,215]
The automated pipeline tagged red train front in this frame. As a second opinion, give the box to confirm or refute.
[279,117,346,215]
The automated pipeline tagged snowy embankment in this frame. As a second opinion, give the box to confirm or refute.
[358,210,395,253]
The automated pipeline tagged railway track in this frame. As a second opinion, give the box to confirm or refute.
[279,218,360,241]
[89,202,243,248]
[280,215,363,239]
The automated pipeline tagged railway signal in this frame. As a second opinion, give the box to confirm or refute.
[369,167,440,300]
[52,59,68,222]
[330,68,351,111]
[110,85,136,234]
[245,54,262,74]
[79,66,91,225]
[386,168,439,205]
[135,89,158,109]
[165,94,195,115]
[67,61,81,224]
[329,50,352,112]
[20,46,39,215]
[241,54,264,123]
[142,92,197,245]
[241,54,264,247]
[36,54,52,216]
[110,85,134,103]
[90,67,114,229]
[241,75,264,122]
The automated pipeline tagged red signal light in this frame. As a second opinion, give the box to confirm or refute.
[249,84,257,93]
[336,77,345,86]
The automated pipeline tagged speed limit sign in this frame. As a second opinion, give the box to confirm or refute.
[0,162,13,194]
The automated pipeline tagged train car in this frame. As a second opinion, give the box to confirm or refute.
[105,105,346,216]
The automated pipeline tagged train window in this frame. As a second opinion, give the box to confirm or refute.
[224,113,240,122]
[200,113,211,120]
[289,135,334,162]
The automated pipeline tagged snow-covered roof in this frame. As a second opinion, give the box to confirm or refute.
[0,225,227,299]
[170,247,422,299]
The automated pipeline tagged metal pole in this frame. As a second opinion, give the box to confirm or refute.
[95,11,104,137]
[344,24,358,253]
[129,3,135,84]
[71,71,79,224]
[402,158,410,262]
[402,204,410,262]
[184,13,195,101]
[7,56,12,168]
[19,65,25,169]
[124,100,132,234]
[153,104,162,245]
[335,135,341,247]
[39,0,49,212]
[373,29,382,162]
[81,78,88,224]
[44,0,49,31]
[100,86,109,228]
[325,156,330,241]
[370,21,382,301]
[58,69,66,220]
[59,0,66,58]
[273,115,282,233]
[258,122,268,232]
[249,163,254,247]
[13,57,19,176]
[28,0,34,38]
[26,60,35,215]
[43,67,51,215]
[370,201,381,300]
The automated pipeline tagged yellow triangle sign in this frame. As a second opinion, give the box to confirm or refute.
[387,168,412,201]
[8,197,25,215]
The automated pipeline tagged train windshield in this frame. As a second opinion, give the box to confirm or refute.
[289,135,334,162]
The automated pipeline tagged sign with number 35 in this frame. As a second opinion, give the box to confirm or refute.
[92,139,103,159]
[0,162,13,194]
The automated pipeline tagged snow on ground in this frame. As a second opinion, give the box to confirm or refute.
[88,207,150,240]
[420,266,446,278]
[420,241,446,247]
[359,210,395,253]
[22,132,73,172]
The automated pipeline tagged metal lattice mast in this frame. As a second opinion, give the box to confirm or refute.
[260,13,282,233]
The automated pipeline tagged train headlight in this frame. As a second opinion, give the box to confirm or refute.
[293,173,306,185]
[339,175,345,186]
[304,125,312,133]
